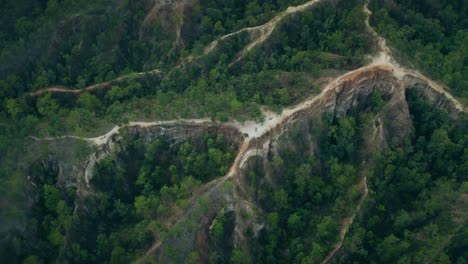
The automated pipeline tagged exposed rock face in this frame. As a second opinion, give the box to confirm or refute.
[404,75,464,119]
[24,66,465,264]
[5,0,465,261]
[140,0,200,49]
[140,66,465,262]
[82,123,244,191]
[247,67,413,154]
[25,138,92,193]
[230,67,414,252]
[125,123,243,145]
[26,123,244,214]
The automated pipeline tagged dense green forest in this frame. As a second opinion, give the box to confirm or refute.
[247,114,363,263]
[0,0,312,95]
[0,1,373,255]
[0,0,372,138]
[2,131,238,263]
[0,0,466,263]
[369,0,468,101]
[208,92,387,263]
[204,91,467,264]
[337,90,467,263]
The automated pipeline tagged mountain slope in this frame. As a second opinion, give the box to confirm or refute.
[0,0,466,263]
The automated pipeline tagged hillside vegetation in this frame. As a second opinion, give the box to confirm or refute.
[337,89,467,263]
[369,0,467,100]
[0,0,466,263]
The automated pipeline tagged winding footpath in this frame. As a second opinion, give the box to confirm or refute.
[32,0,466,262]
[202,0,321,58]
[31,0,322,97]
[30,69,161,97]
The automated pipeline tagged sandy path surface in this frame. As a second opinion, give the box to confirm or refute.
[32,0,466,262]
[31,0,322,97]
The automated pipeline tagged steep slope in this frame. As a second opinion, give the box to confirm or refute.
[0,0,466,263]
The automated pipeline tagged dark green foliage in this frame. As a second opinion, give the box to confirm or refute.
[72,132,237,263]
[208,211,236,263]
[14,167,75,263]
[369,91,386,112]
[407,89,450,139]
[222,0,372,107]
[0,0,465,263]
[339,89,467,263]
[0,0,310,95]
[247,113,366,263]
[0,0,374,138]
[3,131,237,263]
[370,0,468,99]
[184,0,311,52]
[236,0,371,75]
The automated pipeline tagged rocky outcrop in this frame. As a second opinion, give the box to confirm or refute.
[230,67,414,251]
[137,64,465,262]
[26,61,465,264]
[26,122,244,214]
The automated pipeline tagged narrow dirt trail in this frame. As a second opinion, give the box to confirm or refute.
[202,0,321,56]
[321,170,369,264]
[60,0,462,148]
[363,2,394,67]
[135,139,251,264]
[31,0,322,97]
[227,0,322,67]
[32,0,467,262]
[30,69,161,97]
[36,52,465,264]
[362,1,464,112]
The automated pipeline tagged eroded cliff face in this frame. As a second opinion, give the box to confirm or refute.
[23,66,464,263]
[92,123,243,177]
[140,0,199,42]
[229,68,411,254]
[108,65,464,263]
[26,123,244,216]
[188,67,465,263]
[403,75,464,119]
[5,0,465,261]
[244,67,412,160]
